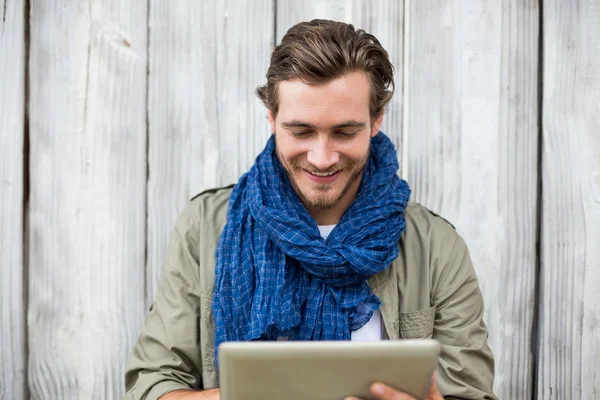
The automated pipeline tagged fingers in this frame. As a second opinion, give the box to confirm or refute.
[345,375,442,400]
[200,388,221,399]
[427,374,443,400]
[369,383,416,400]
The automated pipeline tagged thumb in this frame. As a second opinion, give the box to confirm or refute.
[427,374,443,399]
[201,388,221,400]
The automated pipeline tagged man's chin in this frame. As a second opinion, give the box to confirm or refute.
[305,199,338,210]
[299,190,340,210]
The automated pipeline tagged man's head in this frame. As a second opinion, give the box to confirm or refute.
[256,20,395,222]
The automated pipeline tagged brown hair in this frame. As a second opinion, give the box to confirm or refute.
[256,19,395,120]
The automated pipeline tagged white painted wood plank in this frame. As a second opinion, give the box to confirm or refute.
[406,1,539,398]
[538,1,600,398]
[276,0,404,164]
[146,1,273,302]
[27,1,147,398]
[0,0,26,399]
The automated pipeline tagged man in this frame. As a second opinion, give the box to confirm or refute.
[123,20,496,400]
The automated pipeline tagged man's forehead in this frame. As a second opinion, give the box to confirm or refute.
[276,72,372,125]
[277,71,371,100]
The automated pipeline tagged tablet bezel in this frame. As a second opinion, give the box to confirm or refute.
[219,339,441,400]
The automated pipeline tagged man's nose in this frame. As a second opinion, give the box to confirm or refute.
[306,137,339,170]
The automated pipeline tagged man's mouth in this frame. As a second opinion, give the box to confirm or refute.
[303,169,342,183]
[308,170,339,177]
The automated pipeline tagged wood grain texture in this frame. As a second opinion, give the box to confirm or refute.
[406,1,539,398]
[538,1,600,398]
[0,1,26,399]
[276,0,404,160]
[27,1,147,398]
[145,1,273,303]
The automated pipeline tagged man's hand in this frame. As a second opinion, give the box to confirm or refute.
[345,375,443,400]
[159,377,440,400]
[159,388,220,400]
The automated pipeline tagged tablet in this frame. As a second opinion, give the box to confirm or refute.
[219,340,441,400]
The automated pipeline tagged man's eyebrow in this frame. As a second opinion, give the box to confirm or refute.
[281,121,318,129]
[281,120,367,130]
[331,120,367,129]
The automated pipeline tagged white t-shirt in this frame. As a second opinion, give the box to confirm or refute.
[278,225,383,341]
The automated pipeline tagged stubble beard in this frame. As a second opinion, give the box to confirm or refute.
[276,143,370,211]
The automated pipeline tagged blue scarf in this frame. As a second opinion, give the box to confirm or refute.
[212,131,411,365]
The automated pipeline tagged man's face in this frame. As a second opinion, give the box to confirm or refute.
[268,71,383,212]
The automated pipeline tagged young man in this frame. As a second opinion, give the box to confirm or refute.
[123,20,497,400]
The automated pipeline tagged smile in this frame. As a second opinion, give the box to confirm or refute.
[303,169,342,184]
[309,170,339,177]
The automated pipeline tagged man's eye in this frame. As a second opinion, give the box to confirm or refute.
[337,131,359,137]
[290,131,311,137]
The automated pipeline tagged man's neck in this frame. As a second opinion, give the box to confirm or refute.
[310,206,346,226]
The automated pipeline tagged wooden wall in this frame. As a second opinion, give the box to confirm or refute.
[538,0,600,398]
[27,1,148,398]
[1,0,26,398]
[0,1,598,399]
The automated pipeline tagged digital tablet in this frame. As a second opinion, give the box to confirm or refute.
[219,340,441,400]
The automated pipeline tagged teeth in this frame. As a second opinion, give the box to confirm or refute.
[311,171,337,177]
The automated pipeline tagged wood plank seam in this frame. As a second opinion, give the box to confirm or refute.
[530,1,545,399]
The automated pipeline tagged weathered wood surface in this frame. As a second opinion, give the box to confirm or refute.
[538,1,600,398]
[27,1,147,398]
[405,1,539,398]
[276,0,405,158]
[0,1,26,399]
[145,0,273,303]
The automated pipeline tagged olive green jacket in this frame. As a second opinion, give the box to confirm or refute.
[123,186,497,400]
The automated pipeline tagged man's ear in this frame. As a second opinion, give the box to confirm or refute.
[371,113,384,136]
[267,109,276,133]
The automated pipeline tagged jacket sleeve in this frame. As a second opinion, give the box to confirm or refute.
[123,209,204,399]
[432,230,497,400]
